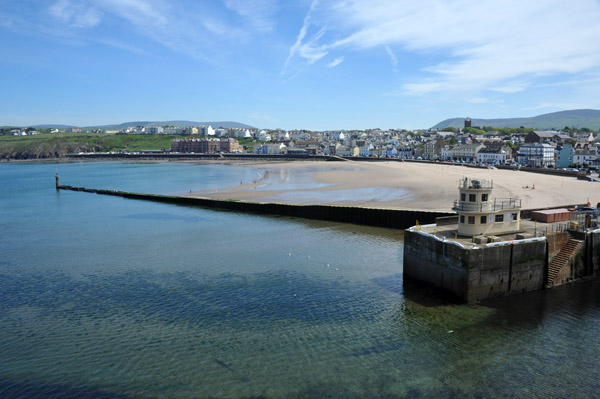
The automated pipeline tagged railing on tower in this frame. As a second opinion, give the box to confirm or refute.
[452,198,521,212]
[458,178,493,190]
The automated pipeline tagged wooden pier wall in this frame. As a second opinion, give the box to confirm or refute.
[57,185,453,229]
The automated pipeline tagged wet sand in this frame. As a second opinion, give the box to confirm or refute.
[188,160,598,211]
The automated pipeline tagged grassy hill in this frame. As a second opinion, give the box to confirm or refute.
[0,133,175,159]
[0,133,258,160]
[432,109,600,130]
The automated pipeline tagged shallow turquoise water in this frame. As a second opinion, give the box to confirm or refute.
[1,161,599,398]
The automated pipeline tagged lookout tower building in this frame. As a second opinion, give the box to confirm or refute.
[453,178,521,236]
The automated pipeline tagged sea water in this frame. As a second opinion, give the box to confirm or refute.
[0,161,599,398]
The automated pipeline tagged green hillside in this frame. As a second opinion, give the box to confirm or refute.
[0,133,258,160]
[433,109,600,130]
[0,133,176,160]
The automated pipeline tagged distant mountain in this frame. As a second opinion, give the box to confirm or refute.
[29,121,256,130]
[432,109,600,130]
[31,124,72,129]
[85,121,257,130]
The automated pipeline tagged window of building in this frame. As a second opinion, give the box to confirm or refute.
[461,193,466,202]
[512,213,518,221]
[469,194,476,202]
[481,193,488,202]
[480,215,487,224]
[495,214,504,223]
[460,215,465,224]
[468,216,475,224]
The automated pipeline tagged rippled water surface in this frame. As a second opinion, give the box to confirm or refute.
[1,161,599,398]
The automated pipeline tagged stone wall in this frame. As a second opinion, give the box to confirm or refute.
[403,229,547,303]
[547,231,569,260]
[592,230,600,275]
[403,230,470,300]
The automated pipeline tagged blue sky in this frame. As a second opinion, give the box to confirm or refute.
[2,0,600,130]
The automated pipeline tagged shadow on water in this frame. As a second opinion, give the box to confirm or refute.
[480,277,600,329]
[370,273,404,296]
[0,379,134,399]
[401,275,463,307]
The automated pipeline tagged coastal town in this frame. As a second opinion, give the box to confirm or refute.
[9,118,598,169]
[168,120,599,169]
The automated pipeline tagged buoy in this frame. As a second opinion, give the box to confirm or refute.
[289,253,291,256]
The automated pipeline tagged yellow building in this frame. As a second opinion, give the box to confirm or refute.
[453,178,521,236]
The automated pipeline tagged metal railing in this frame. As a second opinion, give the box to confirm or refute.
[458,178,493,190]
[452,198,521,212]
[570,211,599,231]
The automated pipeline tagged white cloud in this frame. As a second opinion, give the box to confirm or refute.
[40,0,247,62]
[285,0,600,96]
[521,103,555,111]
[326,56,344,68]
[283,0,324,73]
[223,0,277,32]
[384,45,398,72]
[49,0,101,28]
[249,112,279,124]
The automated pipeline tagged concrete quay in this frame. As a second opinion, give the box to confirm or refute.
[403,216,600,303]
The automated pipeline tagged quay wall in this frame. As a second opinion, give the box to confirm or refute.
[404,229,547,302]
[547,231,569,259]
[591,230,600,276]
[405,227,600,302]
[58,185,453,229]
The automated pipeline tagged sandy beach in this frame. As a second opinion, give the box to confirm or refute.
[188,160,598,211]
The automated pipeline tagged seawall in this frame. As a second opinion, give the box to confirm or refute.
[404,226,600,303]
[403,228,547,302]
[57,184,453,229]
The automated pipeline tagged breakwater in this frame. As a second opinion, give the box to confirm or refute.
[404,225,600,302]
[57,184,453,229]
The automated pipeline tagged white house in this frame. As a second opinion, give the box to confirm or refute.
[573,148,598,165]
[255,143,286,154]
[517,143,555,167]
[199,125,215,136]
[477,147,507,165]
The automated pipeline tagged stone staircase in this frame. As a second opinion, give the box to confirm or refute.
[546,237,583,287]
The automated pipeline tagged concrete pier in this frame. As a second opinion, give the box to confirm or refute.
[403,224,600,303]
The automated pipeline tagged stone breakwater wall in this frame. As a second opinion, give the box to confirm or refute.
[404,226,600,303]
[57,185,453,229]
[403,227,547,302]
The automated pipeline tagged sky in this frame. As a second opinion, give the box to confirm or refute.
[2,0,600,130]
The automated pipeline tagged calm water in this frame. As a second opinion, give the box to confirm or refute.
[1,161,599,399]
